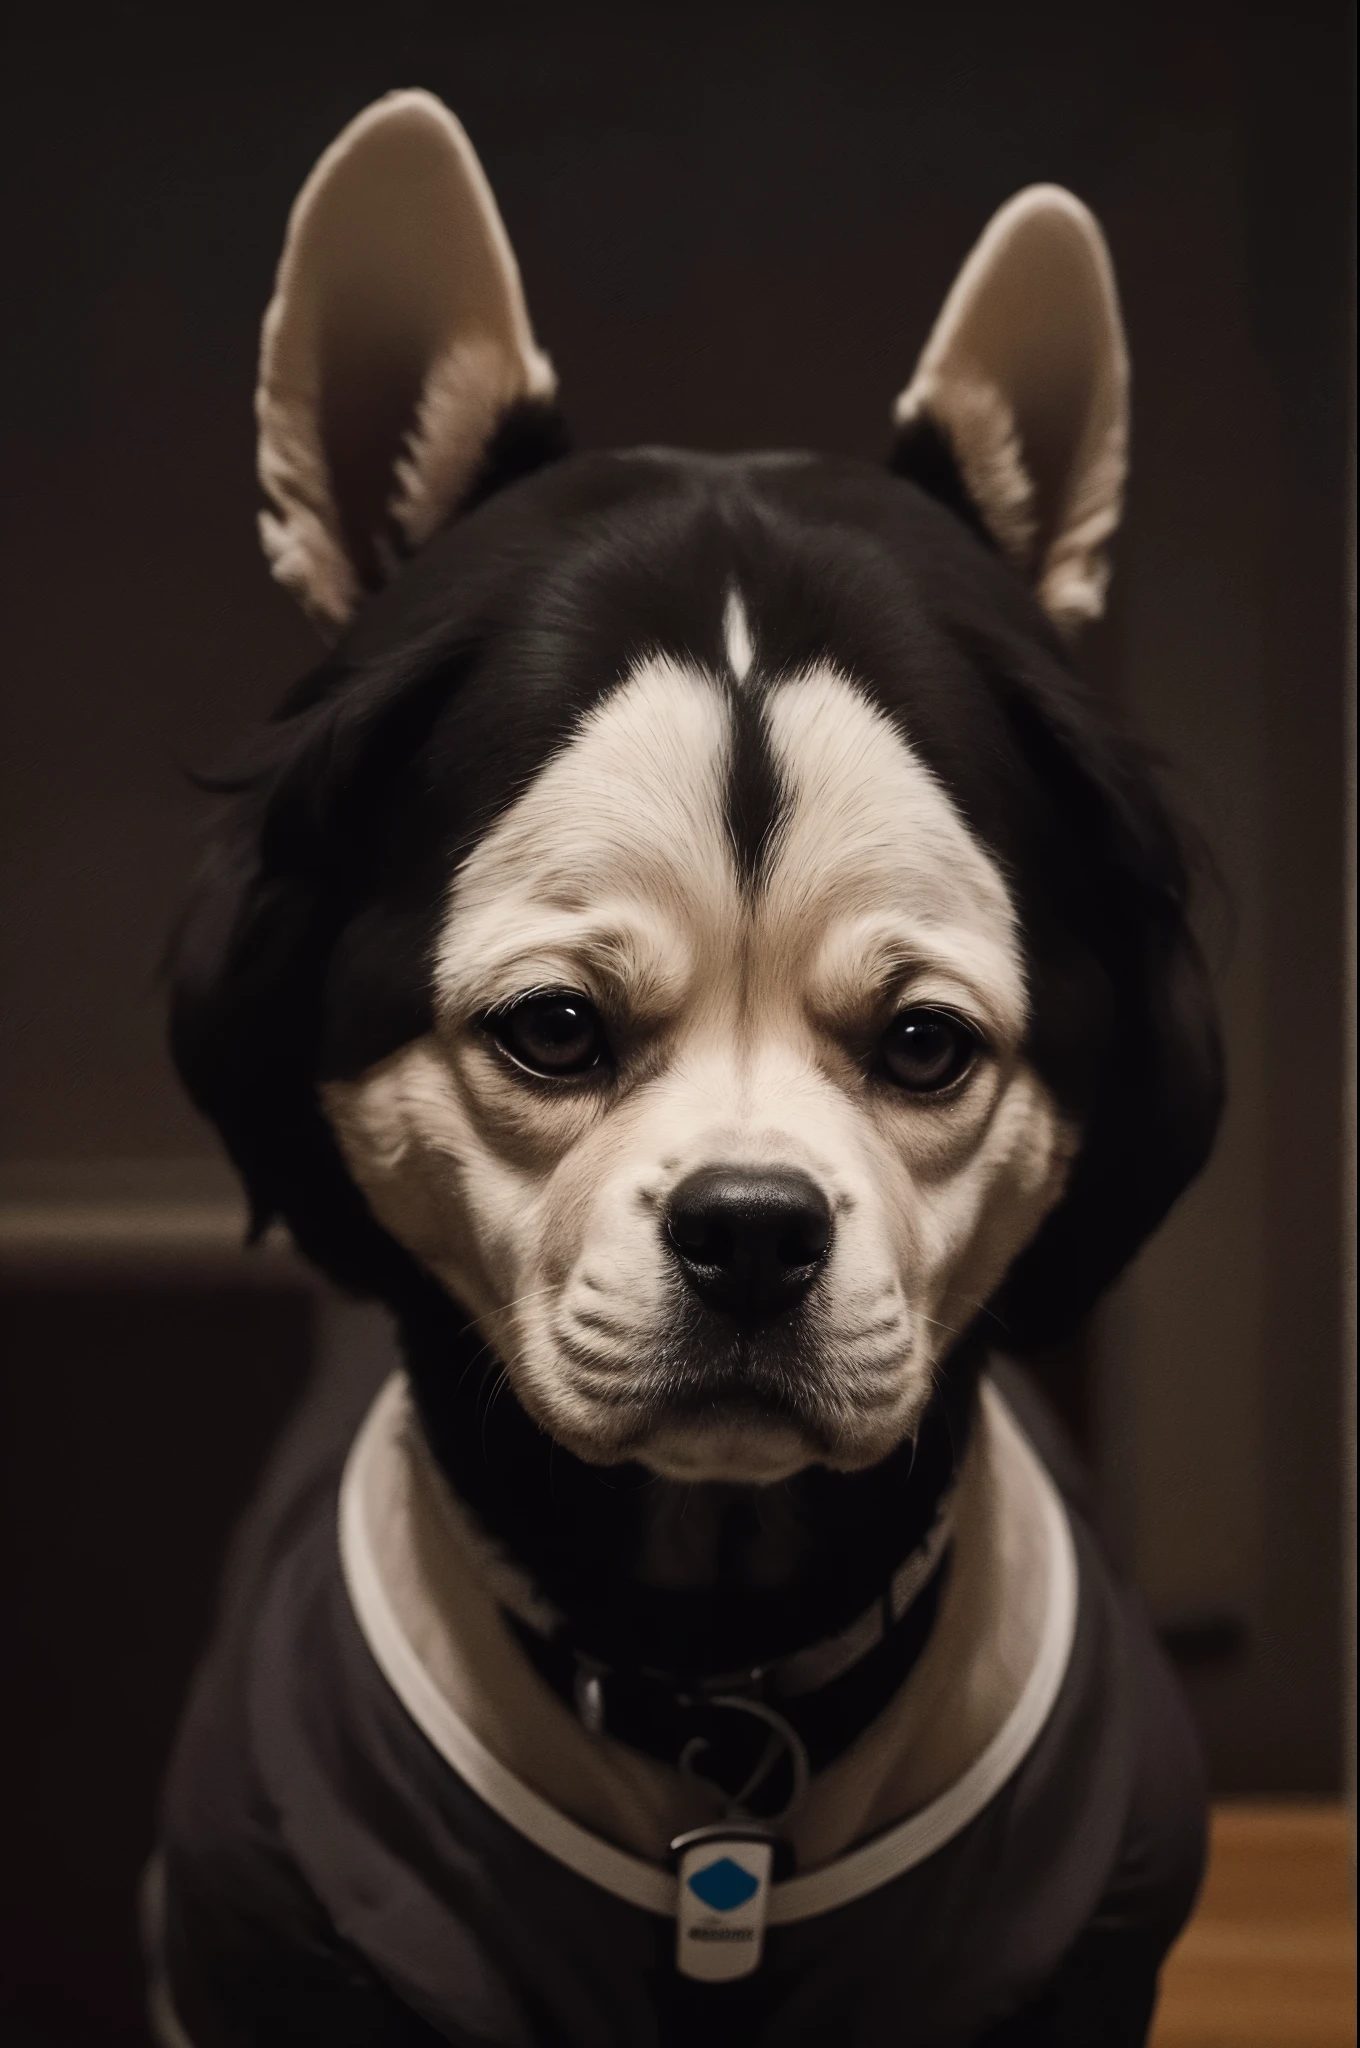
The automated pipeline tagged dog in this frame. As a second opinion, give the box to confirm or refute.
[149,90,1223,2048]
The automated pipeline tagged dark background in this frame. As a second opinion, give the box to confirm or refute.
[1,4,1352,2042]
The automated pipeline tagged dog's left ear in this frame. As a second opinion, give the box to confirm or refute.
[892,186,1128,635]
[256,90,561,637]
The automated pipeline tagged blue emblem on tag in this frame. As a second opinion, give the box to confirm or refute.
[686,1857,761,1912]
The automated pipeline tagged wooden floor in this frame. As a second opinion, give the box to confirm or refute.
[1151,1804,1356,2048]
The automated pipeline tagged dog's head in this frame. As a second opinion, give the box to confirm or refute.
[173,93,1221,1486]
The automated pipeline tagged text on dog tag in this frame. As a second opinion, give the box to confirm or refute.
[674,1836,774,1981]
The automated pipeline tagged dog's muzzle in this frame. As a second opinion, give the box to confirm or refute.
[663,1167,832,1326]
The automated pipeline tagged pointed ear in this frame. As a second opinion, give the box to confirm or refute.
[256,90,561,636]
[891,186,1128,635]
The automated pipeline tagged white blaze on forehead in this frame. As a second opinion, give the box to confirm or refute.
[723,587,755,682]
[434,657,740,1018]
[762,671,1026,1041]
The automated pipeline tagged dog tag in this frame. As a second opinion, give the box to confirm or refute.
[673,1830,775,1981]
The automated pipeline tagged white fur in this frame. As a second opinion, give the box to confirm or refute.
[256,91,555,634]
[723,587,755,680]
[390,334,541,553]
[902,373,1038,568]
[893,185,1128,634]
[324,654,1077,1484]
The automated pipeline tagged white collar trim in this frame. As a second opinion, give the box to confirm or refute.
[337,1374,1078,1925]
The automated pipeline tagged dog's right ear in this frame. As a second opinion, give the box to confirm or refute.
[256,90,562,637]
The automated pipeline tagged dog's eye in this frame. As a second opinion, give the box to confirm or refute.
[486,993,609,1078]
[879,1008,980,1093]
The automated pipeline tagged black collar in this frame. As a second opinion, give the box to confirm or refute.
[501,1486,955,1815]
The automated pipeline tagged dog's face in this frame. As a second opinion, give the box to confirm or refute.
[324,643,1073,1481]
[173,95,1221,1486]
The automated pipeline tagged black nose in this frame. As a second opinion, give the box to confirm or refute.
[664,1167,833,1326]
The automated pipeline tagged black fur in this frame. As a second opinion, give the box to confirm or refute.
[723,676,787,888]
[415,1299,981,1683]
[888,411,1001,555]
[457,396,571,520]
[170,442,1222,1678]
